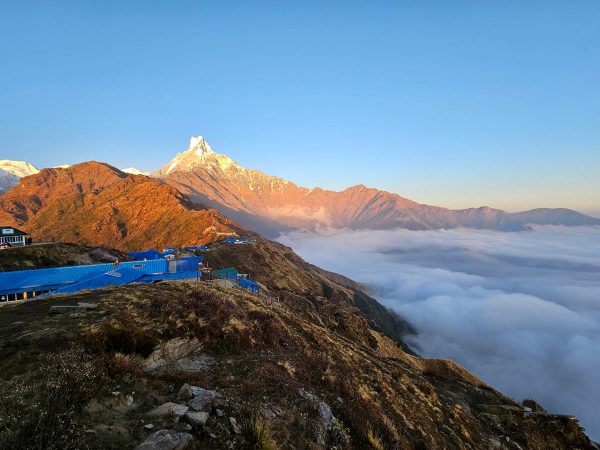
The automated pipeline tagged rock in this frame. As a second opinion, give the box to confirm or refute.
[178,384,195,401]
[216,408,225,417]
[299,388,335,445]
[522,399,546,413]
[318,402,334,429]
[143,338,202,373]
[49,303,98,314]
[229,417,240,434]
[185,411,209,426]
[135,429,193,450]
[146,402,189,419]
[144,424,155,430]
[49,302,98,314]
[261,408,276,419]
[298,387,319,403]
[187,388,218,411]
[127,395,134,407]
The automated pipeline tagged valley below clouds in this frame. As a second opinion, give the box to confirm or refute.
[279,225,600,439]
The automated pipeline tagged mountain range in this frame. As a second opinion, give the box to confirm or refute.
[155,137,600,235]
[2,136,599,239]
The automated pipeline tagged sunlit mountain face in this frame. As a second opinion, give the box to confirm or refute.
[155,137,600,236]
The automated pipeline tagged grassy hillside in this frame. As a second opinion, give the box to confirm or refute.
[0,281,594,449]
[0,243,129,272]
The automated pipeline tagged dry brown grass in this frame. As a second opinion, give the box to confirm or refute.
[148,286,290,354]
[0,346,107,450]
[85,310,158,357]
[240,361,301,398]
[240,414,278,450]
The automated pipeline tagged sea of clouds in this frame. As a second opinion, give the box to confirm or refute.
[278,225,600,439]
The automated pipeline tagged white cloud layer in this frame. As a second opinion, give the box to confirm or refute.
[278,226,600,440]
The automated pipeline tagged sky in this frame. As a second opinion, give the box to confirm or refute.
[279,225,600,439]
[0,1,598,215]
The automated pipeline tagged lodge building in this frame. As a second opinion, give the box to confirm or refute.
[0,226,29,247]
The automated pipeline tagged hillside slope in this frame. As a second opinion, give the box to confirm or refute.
[205,236,415,350]
[0,243,128,272]
[156,137,600,236]
[0,281,594,449]
[0,162,245,251]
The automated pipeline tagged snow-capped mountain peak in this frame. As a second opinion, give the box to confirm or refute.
[0,160,39,178]
[189,136,214,158]
[0,160,40,191]
[122,167,150,176]
[161,135,239,175]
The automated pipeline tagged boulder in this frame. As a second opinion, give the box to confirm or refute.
[299,388,334,445]
[177,384,195,401]
[143,338,202,373]
[146,402,189,419]
[135,429,193,450]
[185,411,209,426]
[187,388,218,411]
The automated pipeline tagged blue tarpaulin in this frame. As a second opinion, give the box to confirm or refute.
[238,279,259,293]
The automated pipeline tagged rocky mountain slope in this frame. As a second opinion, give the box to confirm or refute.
[0,279,595,449]
[156,137,600,236]
[0,162,245,251]
[0,160,39,192]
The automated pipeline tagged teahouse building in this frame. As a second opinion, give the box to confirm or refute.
[0,226,29,247]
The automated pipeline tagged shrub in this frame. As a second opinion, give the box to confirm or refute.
[367,429,385,450]
[240,415,278,450]
[0,346,107,450]
[85,311,158,356]
[148,286,289,354]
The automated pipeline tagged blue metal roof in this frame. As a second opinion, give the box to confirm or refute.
[43,269,145,295]
[0,257,207,297]
[0,259,168,295]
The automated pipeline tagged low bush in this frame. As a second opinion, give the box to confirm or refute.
[240,415,278,450]
[0,346,107,450]
[148,286,290,354]
[85,310,158,357]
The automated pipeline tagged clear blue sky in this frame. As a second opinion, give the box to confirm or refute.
[1,1,598,215]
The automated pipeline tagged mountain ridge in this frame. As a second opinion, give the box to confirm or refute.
[156,137,600,235]
[3,138,598,235]
[0,161,245,251]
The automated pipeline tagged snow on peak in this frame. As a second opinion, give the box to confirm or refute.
[0,160,39,178]
[164,135,239,175]
[188,135,215,159]
[0,160,40,191]
[122,167,150,176]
